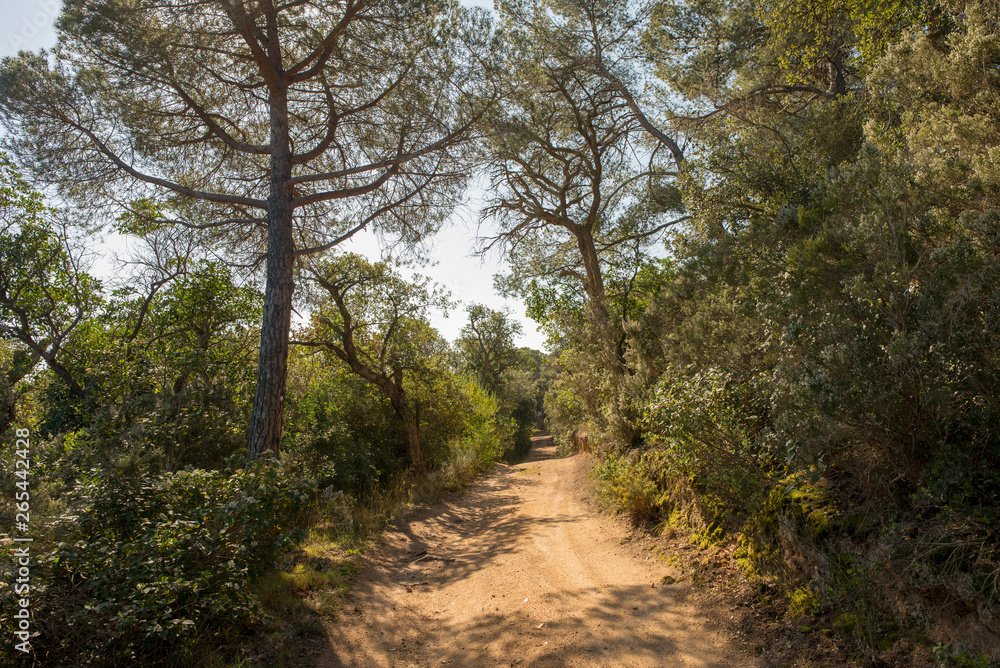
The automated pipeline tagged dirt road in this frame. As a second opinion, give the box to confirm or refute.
[317,433,756,667]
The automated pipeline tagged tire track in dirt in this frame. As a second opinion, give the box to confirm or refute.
[315,433,757,668]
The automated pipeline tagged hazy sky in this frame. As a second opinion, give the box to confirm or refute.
[0,0,548,350]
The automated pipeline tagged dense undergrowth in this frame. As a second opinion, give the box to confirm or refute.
[1,460,317,665]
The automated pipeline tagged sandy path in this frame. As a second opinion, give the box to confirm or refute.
[316,434,756,668]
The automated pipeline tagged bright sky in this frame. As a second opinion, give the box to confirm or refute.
[0,0,548,350]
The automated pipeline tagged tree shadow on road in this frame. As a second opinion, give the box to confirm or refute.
[307,434,744,668]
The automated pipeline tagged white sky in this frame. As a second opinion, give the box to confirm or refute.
[0,0,548,350]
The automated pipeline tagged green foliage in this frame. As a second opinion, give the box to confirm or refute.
[282,255,533,505]
[29,259,262,473]
[527,0,1000,660]
[934,643,993,668]
[304,254,454,382]
[282,358,401,492]
[441,377,512,479]
[454,305,540,459]
[542,346,604,451]
[0,460,316,665]
[0,153,103,407]
[734,479,836,581]
[118,261,260,468]
[412,368,496,466]
[496,363,541,458]
[593,453,663,525]
[300,252,456,469]
[456,304,522,395]
[788,585,822,617]
[643,366,770,473]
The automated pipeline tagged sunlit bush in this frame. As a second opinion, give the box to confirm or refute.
[0,459,316,666]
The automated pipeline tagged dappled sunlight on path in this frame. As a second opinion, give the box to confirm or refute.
[314,433,755,668]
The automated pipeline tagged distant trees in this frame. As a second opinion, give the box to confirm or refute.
[0,0,495,456]
[455,304,544,456]
[455,304,522,397]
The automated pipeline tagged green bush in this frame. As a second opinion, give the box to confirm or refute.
[438,378,511,483]
[282,358,402,493]
[593,453,662,525]
[0,459,316,666]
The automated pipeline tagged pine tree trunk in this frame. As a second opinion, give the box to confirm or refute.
[573,225,626,374]
[247,87,295,458]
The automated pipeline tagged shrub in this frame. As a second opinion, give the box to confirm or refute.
[0,459,317,666]
[593,453,662,525]
[428,378,511,491]
[281,352,402,493]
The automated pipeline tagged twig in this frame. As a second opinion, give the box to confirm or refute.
[409,553,457,565]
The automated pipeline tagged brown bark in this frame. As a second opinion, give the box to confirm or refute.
[571,225,610,329]
[826,51,847,97]
[32,343,86,400]
[247,85,295,458]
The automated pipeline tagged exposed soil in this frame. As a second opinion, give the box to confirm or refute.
[312,433,759,667]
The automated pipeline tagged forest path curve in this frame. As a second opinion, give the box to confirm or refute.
[315,433,757,668]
